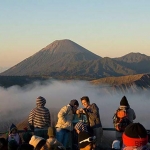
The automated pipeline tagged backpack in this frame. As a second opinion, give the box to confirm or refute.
[113,107,131,132]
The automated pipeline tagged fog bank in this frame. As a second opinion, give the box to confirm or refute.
[0,79,150,132]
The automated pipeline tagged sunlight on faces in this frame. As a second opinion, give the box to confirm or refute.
[81,100,90,108]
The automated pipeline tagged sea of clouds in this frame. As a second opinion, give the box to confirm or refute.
[0,79,150,138]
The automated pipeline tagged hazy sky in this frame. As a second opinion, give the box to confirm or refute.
[1,0,150,67]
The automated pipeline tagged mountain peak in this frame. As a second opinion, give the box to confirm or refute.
[115,52,150,63]
[42,39,97,55]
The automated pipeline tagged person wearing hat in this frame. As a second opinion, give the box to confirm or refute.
[113,96,136,147]
[7,123,22,145]
[28,96,51,139]
[0,138,8,150]
[8,139,18,150]
[29,135,46,150]
[44,127,65,150]
[17,143,34,150]
[112,140,121,150]
[122,123,149,150]
[77,129,96,150]
[55,99,79,149]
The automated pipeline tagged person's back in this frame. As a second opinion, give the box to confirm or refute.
[28,96,51,138]
[0,138,7,150]
[8,139,18,150]
[122,123,149,150]
[46,127,65,150]
[29,135,46,150]
[113,96,136,147]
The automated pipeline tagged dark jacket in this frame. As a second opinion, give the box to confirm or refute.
[84,103,102,128]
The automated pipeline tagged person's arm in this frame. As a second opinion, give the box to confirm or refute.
[28,109,34,125]
[57,106,68,124]
[86,103,99,120]
[48,110,51,126]
[133,110,136,120]
[28,109,35,130]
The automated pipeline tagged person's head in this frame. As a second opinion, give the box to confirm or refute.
[29,135,46,150]
[47,127,56,138]
[0,138,7,149]
[74,122,88,134]
[120,96,129,106]
[69,99,79,109]
[123,123,148,147]
[112,140,120,150]
[9,123,18,134]
[78,132,96,150]
[8,139,18,150]
[17,143,34,150]
[22,132,32,143]
[81,96,90,108]
[36,96,46,107]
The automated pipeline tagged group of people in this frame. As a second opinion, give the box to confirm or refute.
[0,95,149,150]
[28,96,103,150]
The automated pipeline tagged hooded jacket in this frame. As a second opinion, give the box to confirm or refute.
[8,123,21,145]
[55,105,74,131]
[28,96,51,128]
[55,100,79,131]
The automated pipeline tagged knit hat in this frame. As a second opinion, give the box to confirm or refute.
[8,140,18,150]
[17,143,34,150]
[36,96,46,106]
[22,132,32,143]
[74,122,88,132]
[9,123,18,134]
[47,127,56,137]
[123,123,148,147]
[120,96,129,106]
[78,131,96,148]
[112,140,120,149]
[69,99,79,107]
[0,138,7,146]
[29,135,45,148]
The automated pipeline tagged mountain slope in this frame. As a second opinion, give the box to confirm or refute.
[90,74,150,94]
[0,39,100,76]
[114,53,150,74]
[1,41,150,79]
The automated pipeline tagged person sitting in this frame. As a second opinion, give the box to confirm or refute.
[74,122,96,150]
[122,122,149,150]
[78,132,96,150]
[17,143,34,150]
[29,135,46,150]
[7,123,22,145]
[0,137,7,150]
[8,139,18,150]
[45,127,65,150]
[22,127,32,143]
[112,140,121,150]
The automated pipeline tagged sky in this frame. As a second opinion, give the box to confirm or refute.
[1,0,150,68]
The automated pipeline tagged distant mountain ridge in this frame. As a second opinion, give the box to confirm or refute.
[90,74,150,94]
[1,39,150,79]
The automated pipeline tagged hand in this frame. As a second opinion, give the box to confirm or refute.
[79,108,85,114]
[76,109,80,114]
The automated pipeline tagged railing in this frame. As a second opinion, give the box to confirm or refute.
[0,128,150,135]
